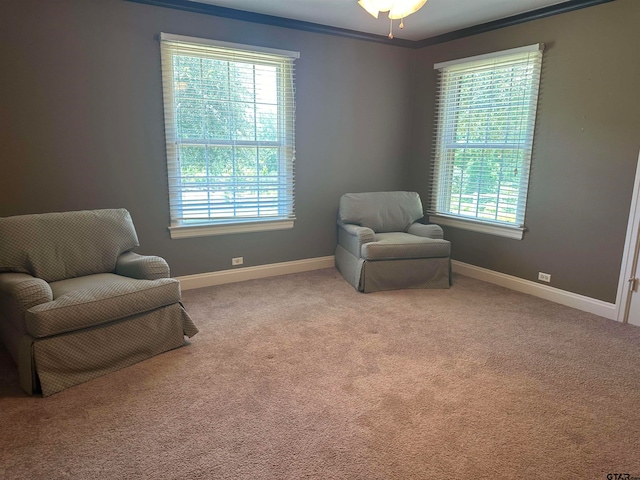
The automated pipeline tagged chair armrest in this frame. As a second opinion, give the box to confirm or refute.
[0,273,53,317]
[407,222,444,239]
[115,251,170,280]
[337,221,375,258]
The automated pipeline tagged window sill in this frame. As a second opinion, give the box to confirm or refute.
[168,219,295,239]
[428,215,525,240]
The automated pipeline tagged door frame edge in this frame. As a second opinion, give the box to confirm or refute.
[615,150,640,323]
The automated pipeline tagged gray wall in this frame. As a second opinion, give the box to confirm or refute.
[1,0,639,304]
[0,0,414,276]
[409,0,640,303]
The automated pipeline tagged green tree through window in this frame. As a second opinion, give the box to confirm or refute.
[160,34,298,236]
[430,44,543,235]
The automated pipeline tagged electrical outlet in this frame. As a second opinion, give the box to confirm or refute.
[232,257,243,266]
[538,272,551,283]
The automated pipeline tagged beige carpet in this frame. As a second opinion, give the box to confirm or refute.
[1,269,640,479]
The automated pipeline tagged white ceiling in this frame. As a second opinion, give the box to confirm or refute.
[189,0,573,41]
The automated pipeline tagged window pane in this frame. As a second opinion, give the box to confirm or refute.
[203,101,230,140]
[179,145,206,183]
[201,58,230,100]
[256,104,277,142]
[259,148,279,176]
[236,147,258,178]
[255,65,277,104]
[207,146,233,176]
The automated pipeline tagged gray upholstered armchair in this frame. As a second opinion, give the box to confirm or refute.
[335,192,451,292]
[0,208,198,396]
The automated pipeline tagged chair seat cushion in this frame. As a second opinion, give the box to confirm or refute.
[361,232,451,260]
[25,273,181,338]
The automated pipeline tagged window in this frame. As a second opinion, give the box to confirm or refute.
[160,33,299,239]
[429,44,544,240]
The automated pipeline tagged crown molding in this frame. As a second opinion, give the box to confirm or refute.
[125,0,415,48]
[414,0,616,48]
[126,0,616,49]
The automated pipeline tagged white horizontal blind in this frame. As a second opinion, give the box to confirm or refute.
[430,44,543,228]
[160,34,298,227]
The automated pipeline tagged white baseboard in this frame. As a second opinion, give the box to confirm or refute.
[176,255,618,320]
[177,255,335,291]
[452,260,618,320]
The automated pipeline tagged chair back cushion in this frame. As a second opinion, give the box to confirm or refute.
[0,209,139,282]
[339,192,424,233]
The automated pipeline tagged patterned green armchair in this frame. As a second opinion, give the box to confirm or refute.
[0,209,198,396]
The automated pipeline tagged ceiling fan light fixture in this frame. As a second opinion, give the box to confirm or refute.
[388,0,427,20]
[358,0,426,19]
[358,0,428,38]
[357,0,381,18]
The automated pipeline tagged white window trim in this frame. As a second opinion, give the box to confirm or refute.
[429,43,544,240]
[429,214,525,240]
[433,44,542,70]
[160,33,300,59]
[160,33,299,238]
[168,218,295,239]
